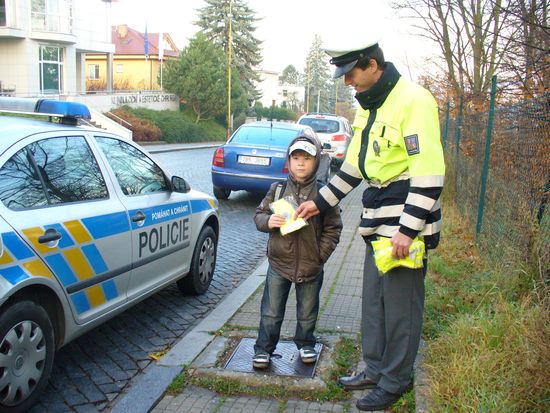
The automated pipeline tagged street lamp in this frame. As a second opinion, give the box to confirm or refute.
[227,0,233,139]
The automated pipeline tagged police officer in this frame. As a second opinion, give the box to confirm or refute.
[296,35,445,411]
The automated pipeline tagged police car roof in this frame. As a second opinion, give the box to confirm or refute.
[0,114,99,155]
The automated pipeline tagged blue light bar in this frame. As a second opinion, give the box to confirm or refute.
[0,97,91,120]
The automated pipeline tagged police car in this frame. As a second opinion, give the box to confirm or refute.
[0,97,219,412]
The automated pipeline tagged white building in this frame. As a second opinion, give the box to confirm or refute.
[0,0,114,97]
[257,69,305,112]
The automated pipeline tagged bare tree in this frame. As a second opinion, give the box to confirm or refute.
[393,0,512,103]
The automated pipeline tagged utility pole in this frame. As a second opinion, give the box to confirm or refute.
[226,0,233,139]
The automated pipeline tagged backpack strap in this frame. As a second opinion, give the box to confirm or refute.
[274,180,287,201]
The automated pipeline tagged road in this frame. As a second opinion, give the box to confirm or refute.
[32,148,269,412]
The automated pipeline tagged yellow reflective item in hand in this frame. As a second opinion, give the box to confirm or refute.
[270,197,308,235]
[371,237,425,274]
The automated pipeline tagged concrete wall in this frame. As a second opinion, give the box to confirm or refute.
[72,92,179,112]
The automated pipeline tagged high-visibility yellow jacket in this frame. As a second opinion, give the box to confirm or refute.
[316,72,445,249]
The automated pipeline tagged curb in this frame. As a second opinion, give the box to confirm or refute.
[142,143,222,154]
[108,259,268,413]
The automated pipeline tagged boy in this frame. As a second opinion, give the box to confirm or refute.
[252,131,343,368]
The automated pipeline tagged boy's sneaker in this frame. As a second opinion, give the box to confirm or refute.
[299,346,317,364]
[252,351,270,369]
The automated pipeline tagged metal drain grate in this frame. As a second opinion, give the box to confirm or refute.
[224,338,322,378]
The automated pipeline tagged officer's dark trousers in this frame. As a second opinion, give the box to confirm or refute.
[362,243,425,395]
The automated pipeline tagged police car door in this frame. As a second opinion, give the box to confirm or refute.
[92,136,193,301]
[0,133,132,323]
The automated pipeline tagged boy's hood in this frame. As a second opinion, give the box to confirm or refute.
[287,129,322,185]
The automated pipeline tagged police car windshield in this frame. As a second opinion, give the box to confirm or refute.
[230,126,299,147]
[298,118,339,134]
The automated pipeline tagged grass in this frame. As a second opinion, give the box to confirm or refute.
[422,197,550,412]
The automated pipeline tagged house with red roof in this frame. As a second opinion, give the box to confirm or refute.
[86,24,179,91]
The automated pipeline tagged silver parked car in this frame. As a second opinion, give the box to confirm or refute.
[297,113,352,168]
[0,97,219,412]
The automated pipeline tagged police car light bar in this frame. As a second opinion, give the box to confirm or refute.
[0,97,91,121]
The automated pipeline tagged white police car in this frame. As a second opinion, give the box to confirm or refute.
[0,97,219,412]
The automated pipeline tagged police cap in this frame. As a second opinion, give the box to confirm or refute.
[324,36,381,78]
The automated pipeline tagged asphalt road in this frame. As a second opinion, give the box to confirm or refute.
[31,148,269,412]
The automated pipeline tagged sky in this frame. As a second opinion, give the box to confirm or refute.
[110,0,436,81]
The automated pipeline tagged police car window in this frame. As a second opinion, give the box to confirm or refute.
[0,148,48,210]
[29,136,108,205]
[95,137,169,195]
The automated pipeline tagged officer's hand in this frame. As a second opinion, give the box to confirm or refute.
[295,200,320,220]
[391,232,413,259]
[268,214,286,229]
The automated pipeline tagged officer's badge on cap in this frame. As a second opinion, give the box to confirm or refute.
[324,35,381,78]
[289,140,317,156]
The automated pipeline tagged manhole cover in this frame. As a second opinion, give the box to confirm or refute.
[224,338,322,378]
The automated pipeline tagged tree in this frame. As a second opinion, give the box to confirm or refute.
[162,33,244,123]
[303,35,332,113]
[393,0,512,103]
[326,77,355,115]
[195,0,263,99]
[279,65,301,85]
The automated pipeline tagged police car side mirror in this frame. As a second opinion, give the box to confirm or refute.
[171,176,190,193]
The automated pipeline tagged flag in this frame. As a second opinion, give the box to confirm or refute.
[144,24,149,57]
[158,32,164,61]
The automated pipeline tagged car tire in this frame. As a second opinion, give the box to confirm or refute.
[0,300,55,413]
[213,186,231,200]
[177,226,217,295]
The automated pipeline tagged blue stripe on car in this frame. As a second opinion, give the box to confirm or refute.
[71,291,90,314]
[0,265,29,284]
[45,254,78,286]
[82,211,129,239]
[129,201,191,230]
[190,199,212,214]
[81,244,108,274]
[2,231,34,260]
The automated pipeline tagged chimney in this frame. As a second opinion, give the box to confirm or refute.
[117,24,128,38]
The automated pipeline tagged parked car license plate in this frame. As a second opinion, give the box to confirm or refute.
[238,155,270,166]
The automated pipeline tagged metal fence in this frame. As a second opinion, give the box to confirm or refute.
[441,77,549,284]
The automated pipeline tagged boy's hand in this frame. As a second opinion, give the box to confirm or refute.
[268,214,287,229]
[295,200,320,220]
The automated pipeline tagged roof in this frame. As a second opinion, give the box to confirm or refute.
[112,25,179,58]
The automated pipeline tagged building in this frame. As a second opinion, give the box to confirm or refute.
[256,69,305,112]
[86,24,179,91]
[0,0,114,97]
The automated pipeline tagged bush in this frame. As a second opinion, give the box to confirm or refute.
[107,106,226,143]
[107,107,161,142]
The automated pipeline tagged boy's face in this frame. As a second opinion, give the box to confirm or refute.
[289,150,316,183]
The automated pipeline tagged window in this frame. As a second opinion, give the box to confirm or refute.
[95,137,168,196]
[31,0,73,33]
[39,45,63,94]
[0,0,6,26]
[89,64,99,80]
[116,64,124,73]
[0,148,48,210]
[0,136,108,210]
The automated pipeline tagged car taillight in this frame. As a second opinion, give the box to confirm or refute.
[331,134,346,141]
[213,147,225,167]
[283,159,289,173]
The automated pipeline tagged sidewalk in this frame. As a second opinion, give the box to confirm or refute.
[109,179,426,413]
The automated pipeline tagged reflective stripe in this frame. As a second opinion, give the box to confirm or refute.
[340,161,362,178]
[319,185,340,207]
[0,249,13,265]
[358,224,399,238]
[331,174,354,194]
[363,204,404,219]
[64,220,92,243]
[23,259,53,279]
[410,175,444,188]
[419,220,442,235]
[405,192,438,211]
[367,172,410,189]
[400,213,426,231]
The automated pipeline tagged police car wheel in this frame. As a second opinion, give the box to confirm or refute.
[213,186,231,200]
[177,226,217,295]
[0,300,55,413]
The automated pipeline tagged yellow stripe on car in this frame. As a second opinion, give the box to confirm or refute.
[64,220,92,243]
[23,259,54,279]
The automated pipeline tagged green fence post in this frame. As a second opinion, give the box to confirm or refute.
[476,75,497,235]
[454,96,463,159]
[442,101,450,149]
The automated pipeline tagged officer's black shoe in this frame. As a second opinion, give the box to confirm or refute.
[338,371,377,390]
[356,386,403,411]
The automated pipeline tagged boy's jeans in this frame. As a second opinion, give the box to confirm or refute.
[254,265,323,355]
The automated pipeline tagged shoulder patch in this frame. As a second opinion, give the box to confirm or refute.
[404,134,420,155]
